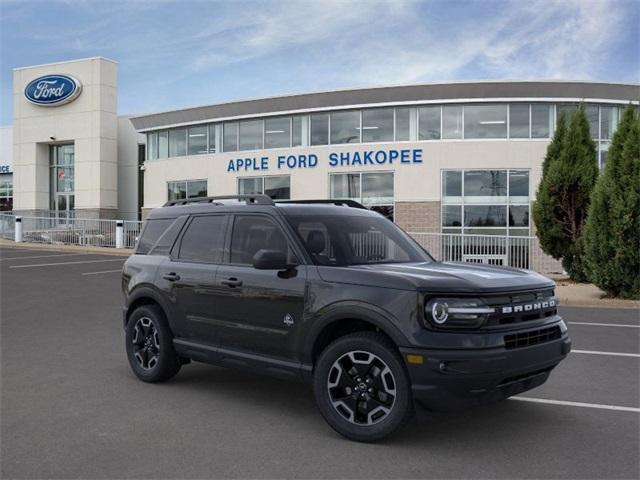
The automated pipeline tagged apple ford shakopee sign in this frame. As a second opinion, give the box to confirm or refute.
[24,74,82,106]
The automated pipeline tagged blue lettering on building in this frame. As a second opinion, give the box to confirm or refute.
[228,149,422,172]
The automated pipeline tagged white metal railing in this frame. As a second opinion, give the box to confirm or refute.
[408,232,564,274]
[7,215,144,249]
[0,213,16,240]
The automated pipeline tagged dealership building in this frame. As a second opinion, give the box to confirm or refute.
[5,57,638,247]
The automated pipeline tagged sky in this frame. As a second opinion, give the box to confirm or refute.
[0,0,638,126]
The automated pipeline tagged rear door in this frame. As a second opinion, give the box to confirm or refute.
[213,214,307,360]
[159,214,229,344]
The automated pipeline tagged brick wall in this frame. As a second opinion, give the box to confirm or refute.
[395,201,441,233]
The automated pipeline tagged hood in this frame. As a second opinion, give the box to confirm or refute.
[316,261,554,294]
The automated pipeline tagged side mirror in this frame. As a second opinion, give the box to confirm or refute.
[252,249,290,270]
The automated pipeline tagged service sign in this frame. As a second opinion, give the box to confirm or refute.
[24,74,82,106]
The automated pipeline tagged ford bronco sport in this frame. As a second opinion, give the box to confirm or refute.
[122,195,571,442]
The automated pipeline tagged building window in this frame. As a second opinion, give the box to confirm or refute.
[292,116,303,147]
[509,104,529,139]
[187,126,208,155]
[419,106,441,140]
[0,173,12,211]
[208,124,217,153]
[168,128,187,157]
[464,104,507,139]
[531,104,552,138]
[362,108,394,143]
[585,104,599,140]
[442,105,463,139]
[600,106,619,140]
[158,131,168,159]
[223,122,239,152]
[310,113,329,145]
[167,180,207,201]
[50,144,75,217]
[395,107,411,141]
[330,110,360,144]
[238,175,290,200]
[442,169,529,236]
[265,117,291,149]
[147,132,158,160]
[330,172,394,220]
[239,119,263,150]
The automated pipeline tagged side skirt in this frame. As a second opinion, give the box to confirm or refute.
[173,338,312,382]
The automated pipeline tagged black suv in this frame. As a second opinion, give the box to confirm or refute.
[122,195,571,442]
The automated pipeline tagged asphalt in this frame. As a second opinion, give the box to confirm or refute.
[1,245,638,479]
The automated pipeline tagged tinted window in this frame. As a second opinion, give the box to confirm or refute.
[265,117,291,149]
[330,111,360,144]
[419,106,441,140]
[169,128,187,157]
[442,106,463,139]
[531,104,552,138]
[149,216,187,255]
[362,108,393,142]
[137,218,175,254]
[179,215,227,263]
[230,216,293,264]
[239,120,263,150]
[310,113,329,145]
[223,122,238,152]
[187,126,207,155]
[509,104,529,138]
[287,214,430,266]
[395,107,411,141]
[264,176,290,199]
[464,104,507,139]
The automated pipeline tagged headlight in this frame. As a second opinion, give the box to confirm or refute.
[425,297,495,329]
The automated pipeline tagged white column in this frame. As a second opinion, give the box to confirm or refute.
[115,220,124,248]
[14,216,23,243]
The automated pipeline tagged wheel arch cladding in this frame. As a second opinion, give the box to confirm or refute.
[310,311,407,365]
[125,291,167,326]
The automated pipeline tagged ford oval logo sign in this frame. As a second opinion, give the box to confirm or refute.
[24,74,82,106]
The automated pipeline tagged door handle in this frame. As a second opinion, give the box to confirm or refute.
[221,277,243,288]
[162,272,181,281]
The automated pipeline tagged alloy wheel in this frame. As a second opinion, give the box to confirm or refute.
[327,350,396,425]
[132,317,160,370]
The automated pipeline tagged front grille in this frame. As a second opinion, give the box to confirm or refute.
[483,288,558,327]
[504,326,561,350]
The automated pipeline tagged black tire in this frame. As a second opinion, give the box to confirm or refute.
[125,304,181,383]
[313,332,414,442]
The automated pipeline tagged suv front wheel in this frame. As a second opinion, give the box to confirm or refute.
[125,304,181,383]
[313,332,413,442]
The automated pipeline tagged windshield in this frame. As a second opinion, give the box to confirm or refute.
[286,214,433,266]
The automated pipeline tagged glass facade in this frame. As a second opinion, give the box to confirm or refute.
[238,175,290,200]
[143,103,624,167]
[330,172,394,220]
[442,169,530,236]
[49,144,75,217]
[0,173,12,211]
[167,180,207,201]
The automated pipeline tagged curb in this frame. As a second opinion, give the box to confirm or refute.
[0,239,133,257]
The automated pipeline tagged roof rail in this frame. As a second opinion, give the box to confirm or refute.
[275,199,367,209]
[163,194,275,207]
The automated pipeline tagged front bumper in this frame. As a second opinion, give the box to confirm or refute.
[400,329,571,411]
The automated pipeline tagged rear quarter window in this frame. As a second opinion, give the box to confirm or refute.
[136,218,176,255]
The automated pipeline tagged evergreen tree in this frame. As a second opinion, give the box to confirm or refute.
[533,112,567,259]
[584,106,640,298]
[533,104,598,281]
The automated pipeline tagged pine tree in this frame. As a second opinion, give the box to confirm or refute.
[584,106,640,298]
[533,104,598,281]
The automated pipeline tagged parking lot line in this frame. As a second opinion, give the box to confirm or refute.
[10,259,125,269]
[568,321,640,328]
[82,269,122,275]
[512,396,640,413]
[1,253,88,261]
[572,349,640,358]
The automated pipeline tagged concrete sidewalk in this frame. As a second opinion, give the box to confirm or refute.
[1,239,638,310]
[0,238,132,256]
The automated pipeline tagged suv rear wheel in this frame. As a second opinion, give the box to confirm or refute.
[313,332,413,442]
[125,304,181,382]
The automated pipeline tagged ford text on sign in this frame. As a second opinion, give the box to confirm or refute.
[24,75,82,106]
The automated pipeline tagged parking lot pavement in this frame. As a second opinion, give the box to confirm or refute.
[1,245,638,479]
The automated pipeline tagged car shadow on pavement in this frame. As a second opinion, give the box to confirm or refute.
[132,361,566,445]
